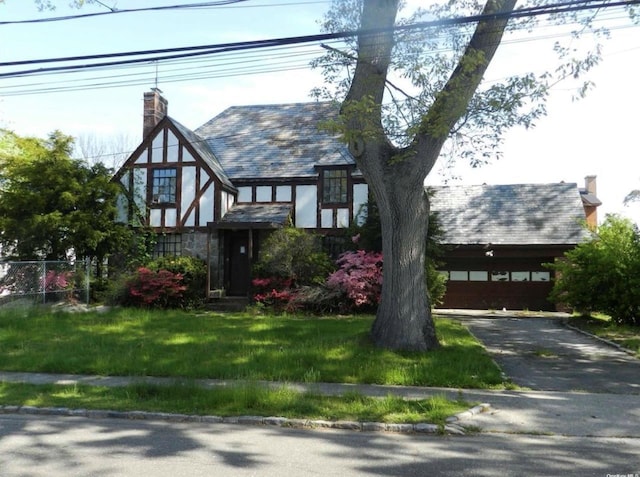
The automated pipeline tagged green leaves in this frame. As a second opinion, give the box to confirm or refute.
[0,130,130,261]
[549,215,640,326]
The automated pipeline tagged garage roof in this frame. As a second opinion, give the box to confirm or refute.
[429,182,591,246]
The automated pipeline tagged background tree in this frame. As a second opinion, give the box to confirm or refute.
[0,129,131,267]
[313,0,628,350]
[549,215,640,326]
[74,132,136,170]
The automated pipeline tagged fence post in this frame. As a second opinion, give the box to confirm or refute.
[85,257,91,305]
[41,261,46,304]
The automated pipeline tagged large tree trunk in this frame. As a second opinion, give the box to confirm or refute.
[370,159,438,351]
[343,0,517,351]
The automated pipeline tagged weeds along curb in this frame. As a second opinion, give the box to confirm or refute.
[0,403,491,435]
[562,319,638,357]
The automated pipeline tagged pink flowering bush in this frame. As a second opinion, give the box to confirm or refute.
[44,270,73,292]
[327,250,383,310]
[251,277,297,311]
[127,267,187,308]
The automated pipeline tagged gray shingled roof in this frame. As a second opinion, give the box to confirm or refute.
[429,183,591,246]
[195,102,355,180]
[215,203,293,228]
[169,117,235,190]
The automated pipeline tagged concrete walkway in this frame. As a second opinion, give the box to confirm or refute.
[1,311,638,437]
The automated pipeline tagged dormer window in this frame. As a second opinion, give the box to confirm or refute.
[322,169,348,204]
[152,168,177,204]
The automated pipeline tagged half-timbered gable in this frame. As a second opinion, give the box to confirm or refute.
[116,116,236,232]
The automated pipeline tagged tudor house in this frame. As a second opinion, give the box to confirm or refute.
[116,89,600,310]
[115,89,368,297]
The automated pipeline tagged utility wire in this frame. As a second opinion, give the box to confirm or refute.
[1,1,636,97]
[0,0,251,25]
[1,17,636,96]
[1,0,637,79]
[0,0,330,25]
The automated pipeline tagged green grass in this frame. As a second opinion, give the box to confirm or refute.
[569,314,640,358]
[0,381,468,425]
[0,307,505,388]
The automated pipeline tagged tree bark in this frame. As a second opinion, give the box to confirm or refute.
[343,0,518,351]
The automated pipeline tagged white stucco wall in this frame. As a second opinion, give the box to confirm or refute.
[238,187,252,203]
[181,166,196,225]
[295,185,317,228]
[276,185,292,202]
[353,183,368,226]
[167,130,179,162]
[200,183,215,226]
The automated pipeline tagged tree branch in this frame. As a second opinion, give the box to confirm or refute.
[414,0,518,174]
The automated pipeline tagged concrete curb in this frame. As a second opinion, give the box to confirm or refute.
[0,401,492,435]
[562,319,638,357]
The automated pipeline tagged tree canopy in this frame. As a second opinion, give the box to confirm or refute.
[549,215,640,326]
[312,0,634,351]
[0,129,130,262]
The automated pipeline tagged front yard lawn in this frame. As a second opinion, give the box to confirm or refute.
[0,307,506,388]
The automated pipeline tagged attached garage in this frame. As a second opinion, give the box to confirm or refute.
[430,181,598,311]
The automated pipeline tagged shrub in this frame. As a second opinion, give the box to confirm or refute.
[126,267,187,308]
[548,215,640,326]
[327,250,383,311]
[251,277,296,311]
[253,228,334,286]
[147,255,207,308]
[288,284,346,314]
[340,193,449,308]
[251,228,335,312]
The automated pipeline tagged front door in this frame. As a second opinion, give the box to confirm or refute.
[227,231,250,296]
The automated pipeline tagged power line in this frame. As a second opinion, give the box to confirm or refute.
[1,1,248,25]
[2,0,637,79]
[1,21,636,96]
[1,1,637,97]
[0,0,330,25]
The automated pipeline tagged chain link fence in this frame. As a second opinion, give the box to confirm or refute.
[0,260,90,307]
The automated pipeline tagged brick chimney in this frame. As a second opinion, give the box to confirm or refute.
[585,175,597,195]
[580,175,602,228]
[143,88,168,138]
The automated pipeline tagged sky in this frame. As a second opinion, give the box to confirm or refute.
[1,0,639,224]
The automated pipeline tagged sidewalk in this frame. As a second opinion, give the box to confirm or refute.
[1,370,639,437]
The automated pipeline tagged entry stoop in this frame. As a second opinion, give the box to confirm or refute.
[206,296,249,312]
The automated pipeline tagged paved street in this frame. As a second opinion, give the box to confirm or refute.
[1,413,639,477]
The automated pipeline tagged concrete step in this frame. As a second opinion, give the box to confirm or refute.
[205,296,249,312]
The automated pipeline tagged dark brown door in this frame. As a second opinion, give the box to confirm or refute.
[227,231,250,296]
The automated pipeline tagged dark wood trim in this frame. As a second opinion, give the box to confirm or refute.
[194,165,201,226]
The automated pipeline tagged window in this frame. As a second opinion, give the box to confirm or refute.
[449,271,469,281]
[532,271,550,282]
[469,271,488,281]
[491,271,509,282]
[511,271,530,282]
[152,168,177,204]
[322,169,348,204]
[153,234,182,258]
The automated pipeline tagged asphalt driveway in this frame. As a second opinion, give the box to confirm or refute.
[454,316,640,394]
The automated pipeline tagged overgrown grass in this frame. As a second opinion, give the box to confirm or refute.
[0,307,505,388]
[569,314,640,358]
[0,381,468,425]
